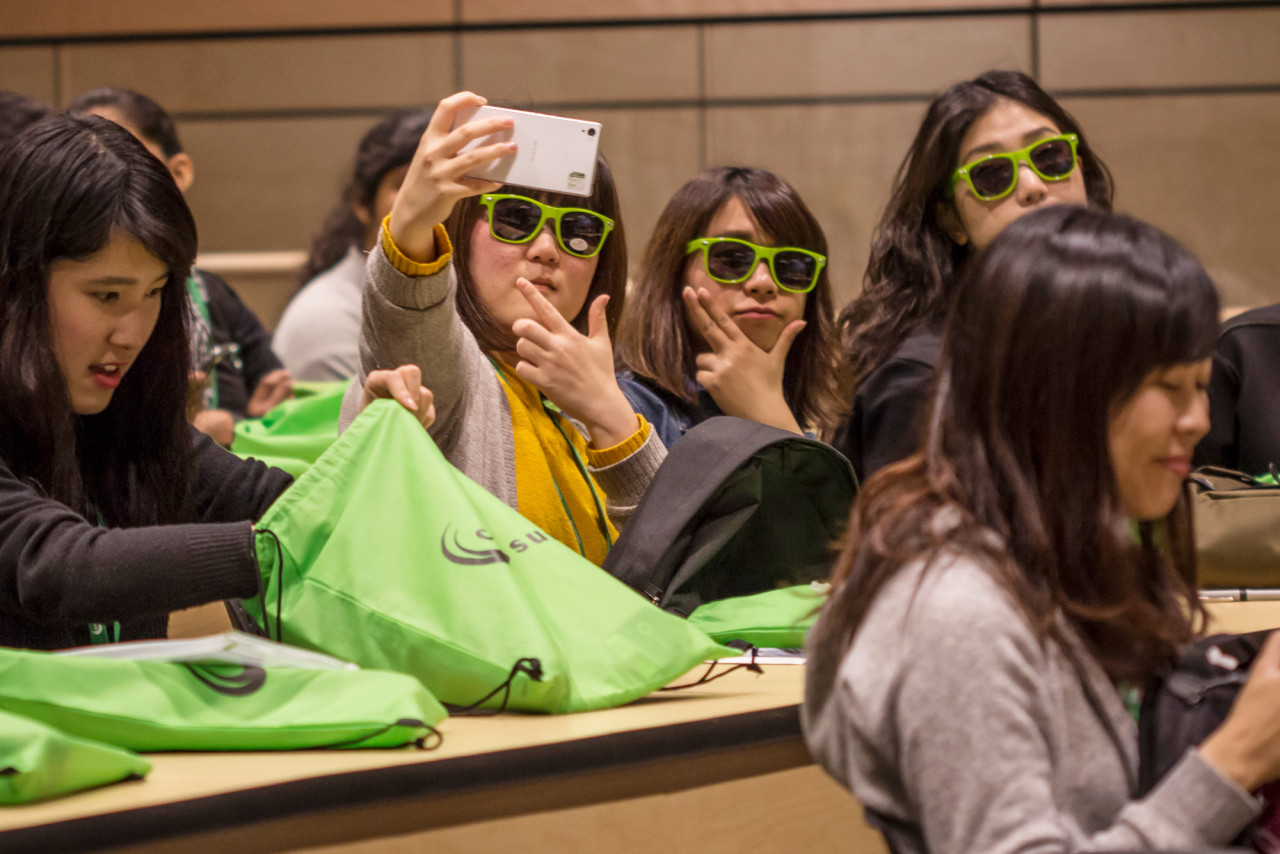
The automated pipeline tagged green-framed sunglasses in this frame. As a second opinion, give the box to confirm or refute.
[478,193,614,259]
[948,133,1080,202]
[685,237,826,294]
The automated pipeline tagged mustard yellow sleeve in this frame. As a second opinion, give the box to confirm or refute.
[586,416,651,467]
[379,215,453,277]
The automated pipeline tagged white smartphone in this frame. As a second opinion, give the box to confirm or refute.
[453,105,602,197]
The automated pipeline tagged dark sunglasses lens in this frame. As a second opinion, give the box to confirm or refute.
[558,211,606,255]
[773,251,818,290]
[705,242,757,281]
[1030,138,1076,178]
[968,159,1014,198]
[491,198,542,241]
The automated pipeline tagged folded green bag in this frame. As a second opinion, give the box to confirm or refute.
[1,709,151,804]
[687,583,828,649]
[232,380,348,477]
[0,646,445,751]
[244,400,732,714]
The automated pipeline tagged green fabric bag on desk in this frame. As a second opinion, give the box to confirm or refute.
[231,380,348,477]
[0,709,151,804]
[0,646,444,751]
[688,583,826,649]
[244,400,731,714]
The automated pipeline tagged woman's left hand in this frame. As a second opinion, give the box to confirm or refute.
[683,286,805,434]
[247,369,294,418]
[362,365,436,428]
[511,280,638,449]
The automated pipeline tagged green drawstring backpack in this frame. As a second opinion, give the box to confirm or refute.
[243,400,732,714]
[0,709,151,804]
[0,645,444,751]
[687,583,828,650]
[231,380,348,477]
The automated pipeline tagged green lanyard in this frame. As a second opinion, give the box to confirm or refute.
[87,510,122,645]
[186,272,218,409]
[489,360,612,557]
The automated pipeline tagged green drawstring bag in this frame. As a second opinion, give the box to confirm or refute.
[687,583,828,649]
[231,380,348,477]
[243,400,732,714]
[0,710,151,804]
[0,646,445,751]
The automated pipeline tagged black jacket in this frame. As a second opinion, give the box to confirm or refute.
[200,269,284,418]
[832,326,942,483]
[1196,303,1280,475]
[0,429,291,650]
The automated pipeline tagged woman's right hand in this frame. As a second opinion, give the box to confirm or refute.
[388,92,514,262]
[1200,631,1280,791]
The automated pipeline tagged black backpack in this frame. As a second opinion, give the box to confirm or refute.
[603,416,857,616]
[1139,629,1279,851]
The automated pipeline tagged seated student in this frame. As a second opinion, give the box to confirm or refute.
[0,90,51,150]
[833,69,1113,481]
[614,167,843,447]
[0,115,432,651]
[274,109,431,381]
[67,87,293,447]
[805,207,1280,854]
[341,92,664,567]
[1195,305,1280,474]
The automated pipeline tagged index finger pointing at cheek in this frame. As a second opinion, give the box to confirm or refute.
[516,278,571,328]
[683,286,728,350]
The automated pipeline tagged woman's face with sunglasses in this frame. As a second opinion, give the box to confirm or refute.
[945,98,1088,253]
[468,194,604,338]
[682,196,809,352]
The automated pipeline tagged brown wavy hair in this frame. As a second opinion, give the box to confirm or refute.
[615,166,843,433]
[810,207,1216,688]
[444,153,627,356]
[840,70,1114,393]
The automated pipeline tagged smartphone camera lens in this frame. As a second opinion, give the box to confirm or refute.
[588,128,596,136]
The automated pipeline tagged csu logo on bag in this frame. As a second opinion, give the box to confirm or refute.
[441,525,552,566]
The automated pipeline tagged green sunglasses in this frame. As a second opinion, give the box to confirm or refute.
[949,133,1080,202]
[478,194,614,259]
[685,237,826,294]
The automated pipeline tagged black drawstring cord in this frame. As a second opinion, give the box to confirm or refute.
[301,719,444,751]
[254,527,285,642]
[446,658,544,716]
[660,647,763,691]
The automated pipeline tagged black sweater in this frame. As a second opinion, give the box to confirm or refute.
[0,429,292,650]
[1196,303,1280,475]
[832,326,942,483]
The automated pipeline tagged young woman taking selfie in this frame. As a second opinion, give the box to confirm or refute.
[342,92,663,566]
[805,206,1280,854]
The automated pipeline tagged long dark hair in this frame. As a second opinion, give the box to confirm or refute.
[445,154,628,355]
[66,87,183,157]
[0,115,197,526]
[296,109,431,289]
[615,166,844,433]
[811,207,1217,688]
[840,70,1114,391]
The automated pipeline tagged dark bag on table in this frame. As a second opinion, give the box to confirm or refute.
[603,416,856,616]
[1139,630,1280,852]
[1192,467,1280,589]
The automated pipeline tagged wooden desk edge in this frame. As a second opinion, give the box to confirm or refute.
[3,703,809,853]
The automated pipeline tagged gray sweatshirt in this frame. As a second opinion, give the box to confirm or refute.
[340,243,664,527]
[803,551,1261,854]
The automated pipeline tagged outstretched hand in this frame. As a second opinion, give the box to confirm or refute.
[683,286,805,434]
[361,364,436,428]
[511,280,637,449]
[387,91,514,262]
